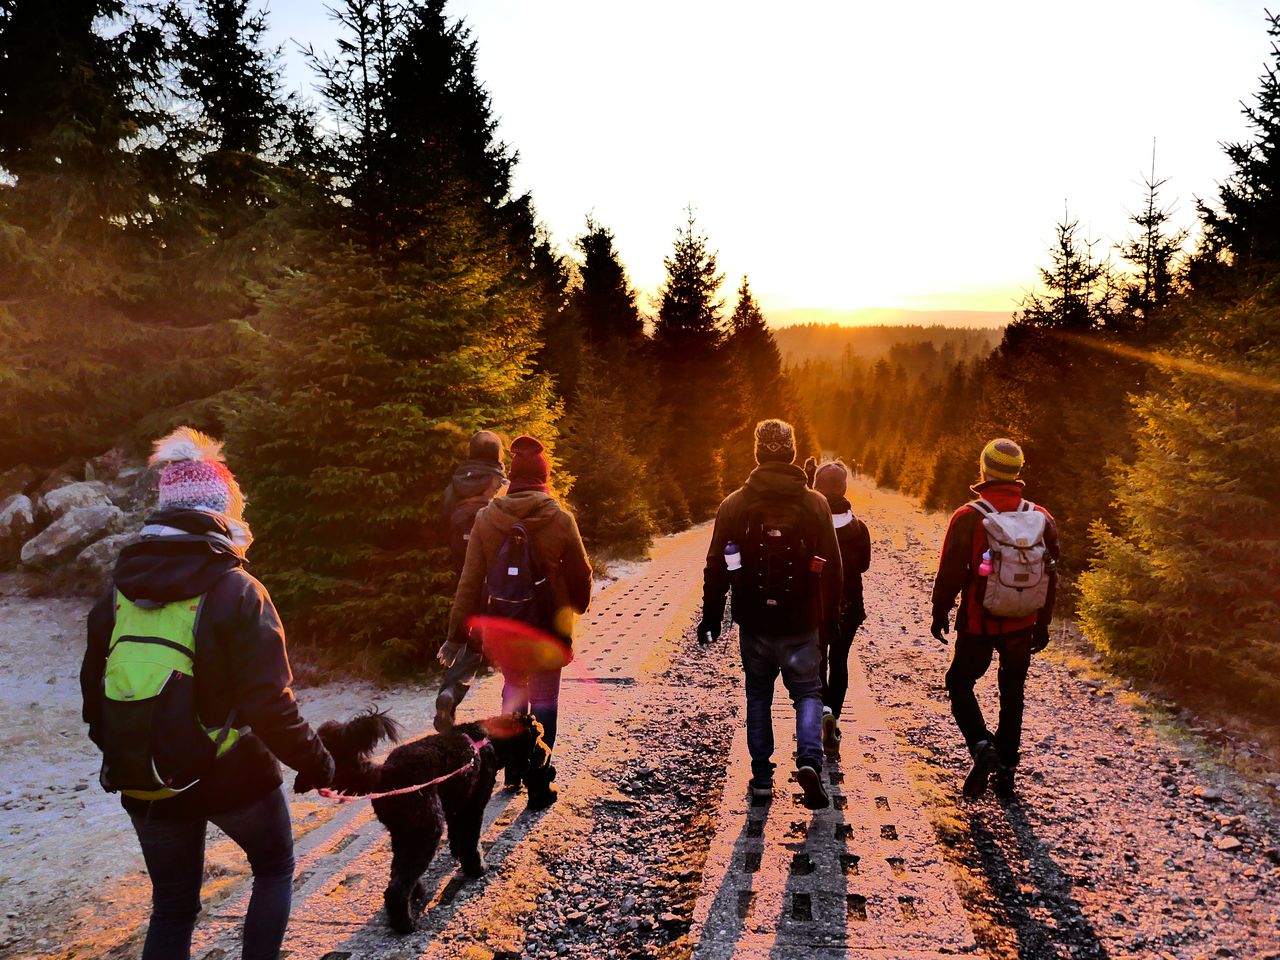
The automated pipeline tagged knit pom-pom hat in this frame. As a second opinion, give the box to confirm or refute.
[979,438,1025,482]
[149,427,252,550]
[754,419,796,465]
[508,435,550,493]
[814,460,849,501]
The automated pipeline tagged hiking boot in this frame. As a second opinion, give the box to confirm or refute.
[433,690,456,733]
[963,740,1001,799]
[822,708,841,758]
[748,774,774,800]
[796,765,830,810]
[525,764,558,811]
[503,766,523,790]
[992,766,1017,800]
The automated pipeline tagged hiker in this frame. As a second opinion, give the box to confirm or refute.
[446,434,591,809]
[80,427,335,960]
[930,438,1059,800]
[434,430,507,732]
[699,419,843,809]
[812,460,872,756]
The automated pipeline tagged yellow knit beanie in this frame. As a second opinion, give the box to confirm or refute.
[980,438,1024,482]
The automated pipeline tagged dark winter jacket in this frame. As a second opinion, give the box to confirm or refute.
[442,458,507,575]
[82,508,333,819]
[703,461,843,633]
[448,491,593,648]
[827,495,871,625]
[931,481,1059,638]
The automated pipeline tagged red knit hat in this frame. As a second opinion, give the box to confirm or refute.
[508,435,549,493]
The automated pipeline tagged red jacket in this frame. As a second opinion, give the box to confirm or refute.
[931,481,1059,637]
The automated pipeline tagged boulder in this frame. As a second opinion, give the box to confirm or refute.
[20,504,125,568]
[107,464,159,515]
[0,464,40,498]
[33,458,86,499]
[0,495,35,567]
[85,449,127,483]
[38,481,112,523]
[76,532,137,580]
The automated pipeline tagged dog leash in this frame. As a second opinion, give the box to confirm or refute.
[317,734,492,804]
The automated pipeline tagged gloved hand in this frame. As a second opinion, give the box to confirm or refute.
[696,618,721,645]
[930,611,950,645]
[437,639,465,668]
[1029,624,1050,653]
[294,749,336,794]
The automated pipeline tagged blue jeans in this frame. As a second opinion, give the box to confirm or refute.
[739,627,824,778]
[129,787,295,960]
[501,667,562,754]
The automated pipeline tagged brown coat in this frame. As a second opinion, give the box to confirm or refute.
[448,490,593,648]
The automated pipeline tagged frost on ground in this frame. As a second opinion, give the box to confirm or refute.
[848,477,1280,960]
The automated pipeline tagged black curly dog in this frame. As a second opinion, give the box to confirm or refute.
[299,710,553,934]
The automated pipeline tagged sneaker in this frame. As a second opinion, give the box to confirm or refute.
[748,775,774,800]
[796,765,830,810]
[433,690,456,733]
[963,740,1001,799]
[822,709,841,758]
[992,767,1017,800]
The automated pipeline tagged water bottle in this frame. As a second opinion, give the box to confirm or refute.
[978,549,994,577]
[725,540,741,571]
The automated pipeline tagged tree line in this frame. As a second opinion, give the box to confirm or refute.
[0,0,808,665]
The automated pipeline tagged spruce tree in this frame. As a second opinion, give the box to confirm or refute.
[721,276,789,487]
[227,0,557,662]
[574,217,644,345]
[652,209,728,521]
[1119,149,1188,334]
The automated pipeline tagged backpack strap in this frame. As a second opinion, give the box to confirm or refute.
[970,498,998,516]
[1018,500,1036,513]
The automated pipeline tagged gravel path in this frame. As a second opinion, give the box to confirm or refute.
[5,483,1280,960]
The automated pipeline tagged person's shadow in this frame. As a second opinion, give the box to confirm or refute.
[968,799,1111,959]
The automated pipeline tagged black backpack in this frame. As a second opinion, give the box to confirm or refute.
[483,522,553,632]
[734,495,817,632]
[448,496,489,573]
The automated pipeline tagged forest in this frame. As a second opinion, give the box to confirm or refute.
[1,0,1277,721]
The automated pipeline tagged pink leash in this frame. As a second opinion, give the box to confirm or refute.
[318,734,491,804]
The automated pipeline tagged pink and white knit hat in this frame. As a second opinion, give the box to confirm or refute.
[149,427,252,550]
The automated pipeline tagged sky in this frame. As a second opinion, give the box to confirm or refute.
[265,0,1270,323]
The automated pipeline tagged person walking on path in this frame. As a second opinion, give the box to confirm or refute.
[446,435,592,809]
[434,430,507,732]
[699,419,843,809]
[812,460,872,757]
[81,427,335,960]
[930,438,1059,800]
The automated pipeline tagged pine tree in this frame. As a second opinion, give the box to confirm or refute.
[1119,148,1188,334]
[721,276,789,487]
[226,0,557,662]
[652,209,728,521]
[574,217,643,345]
[1015,214,1111,332]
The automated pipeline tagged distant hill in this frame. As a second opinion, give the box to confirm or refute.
[773,323,1003,367]
[768,307,1010,330]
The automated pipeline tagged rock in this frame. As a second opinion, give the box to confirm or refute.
[0,464,40,497]
[1195,786,1225,802]
[0,494,35,566]
[1214,836,1243,852]
[76,532,137,580]
[85,449,127,483]
[33,458,85,499]
[38,481,112,523]
[20,504,125,568]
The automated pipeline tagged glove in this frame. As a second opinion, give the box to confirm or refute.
[1029,624,1050,653]
[437,639,465,668]
[930,611,950,645]
[293,750,336,794]
[696,619,721,645]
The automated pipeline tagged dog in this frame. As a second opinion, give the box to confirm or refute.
[300,709,553,934]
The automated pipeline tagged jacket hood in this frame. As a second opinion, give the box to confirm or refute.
[450,459,506,500]
[744,461,810,500]
[825,494,852,516]
[969,479,1026,502]
[113,508,244,605]
[487,490,563,531]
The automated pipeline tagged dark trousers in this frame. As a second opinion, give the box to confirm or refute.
[739,627,824,777]
[944,631,1032,766]
[128,786,295,960]
[820,614,861,718]
[436,644,485,708]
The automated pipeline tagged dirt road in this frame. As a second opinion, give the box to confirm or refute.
[3,482,1280,960]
